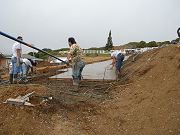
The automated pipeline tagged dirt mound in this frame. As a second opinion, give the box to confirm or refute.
[90,45,180,135]
[0,45,179,135]
[48,45,180,135]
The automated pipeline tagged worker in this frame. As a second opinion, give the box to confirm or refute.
[67,37,85,86]
[9,36,23,84]
[110,50,124,79]
[19,58,37,83]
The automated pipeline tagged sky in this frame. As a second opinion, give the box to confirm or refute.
[0,0,180,54]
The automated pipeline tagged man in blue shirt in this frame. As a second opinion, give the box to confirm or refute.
[110,51,124,79]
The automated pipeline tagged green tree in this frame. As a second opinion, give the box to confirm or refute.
[35,53,39,58]
[175,38,180,43]
[136,41,146,48]
[159,41,170,46]
[146,41,157,47]
[32,48,52,59]
[28,52,34,56]
[28,52,39,57]
[58,48,69,51]
[105,30,113,50]
[42,48,52,52]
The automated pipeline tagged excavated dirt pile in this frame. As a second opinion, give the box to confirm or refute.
[0,45,179,135]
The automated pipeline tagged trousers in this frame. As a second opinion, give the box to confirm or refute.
[10,57,22,74]
[115,53,124,72]
[72,59,85,80]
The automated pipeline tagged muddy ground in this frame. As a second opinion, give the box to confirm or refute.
[0,45,179,135]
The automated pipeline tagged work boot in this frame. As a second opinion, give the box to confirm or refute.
[73,80,76,85]
[19,76,28,84]
[71,79,79,92]
[115,70,121,81]
[9,74,14,84]
[78,75,83,81]
[13,74,18,84]
[23,78,28,83]
[73,79,79,86]
[77,79,80,85]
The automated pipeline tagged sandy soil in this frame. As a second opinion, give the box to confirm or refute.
[0,45,179,135]
[82,56,110,64]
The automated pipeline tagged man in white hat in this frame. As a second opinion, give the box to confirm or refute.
[20,58,36,83]
[110,50,125,79]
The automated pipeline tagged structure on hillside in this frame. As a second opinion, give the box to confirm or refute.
[83,49,110,54]
[82,47,158,55]
[0,54,11,69]
[22,54,43,61]
[124,47,158,54]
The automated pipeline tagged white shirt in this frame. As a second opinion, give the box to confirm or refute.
[12,42,22,57]
[22,58,32,67]
[111,51,120,58]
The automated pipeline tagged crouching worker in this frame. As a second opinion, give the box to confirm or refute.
[20,58,37,83]
[67,37,85,86]
[110,51,124,79]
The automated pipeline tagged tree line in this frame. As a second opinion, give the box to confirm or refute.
[28,30,179,59]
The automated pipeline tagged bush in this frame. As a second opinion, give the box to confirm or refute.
[158,41,170,46]
[175,38,180,43]
[146,41,157,47]
[136,41,146,48]
[42,48,52,52]
[55,48,69,51]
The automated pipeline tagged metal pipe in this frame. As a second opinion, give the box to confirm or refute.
[0,31,67,64]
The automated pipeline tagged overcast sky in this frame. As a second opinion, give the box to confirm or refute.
[0,0,180,54]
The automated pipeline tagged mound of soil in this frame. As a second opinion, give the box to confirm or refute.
[0,45,179,135]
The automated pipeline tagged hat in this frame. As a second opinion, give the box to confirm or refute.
[17,36,23,40]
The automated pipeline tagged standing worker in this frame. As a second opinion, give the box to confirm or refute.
[110,50,124,79]
[67,37,85,86]
[9,36,23,84]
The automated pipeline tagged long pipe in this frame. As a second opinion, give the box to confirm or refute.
[0,31,67,64]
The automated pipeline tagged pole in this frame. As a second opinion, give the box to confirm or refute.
[0,31,67,64]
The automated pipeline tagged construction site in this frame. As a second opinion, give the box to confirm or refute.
[0,42,179,135]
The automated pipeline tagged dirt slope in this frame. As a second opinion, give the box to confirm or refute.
[51,45,180,135]
[85,45,180,135]
[0,45,179,135]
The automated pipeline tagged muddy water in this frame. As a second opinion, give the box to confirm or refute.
[50,60,117,80]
